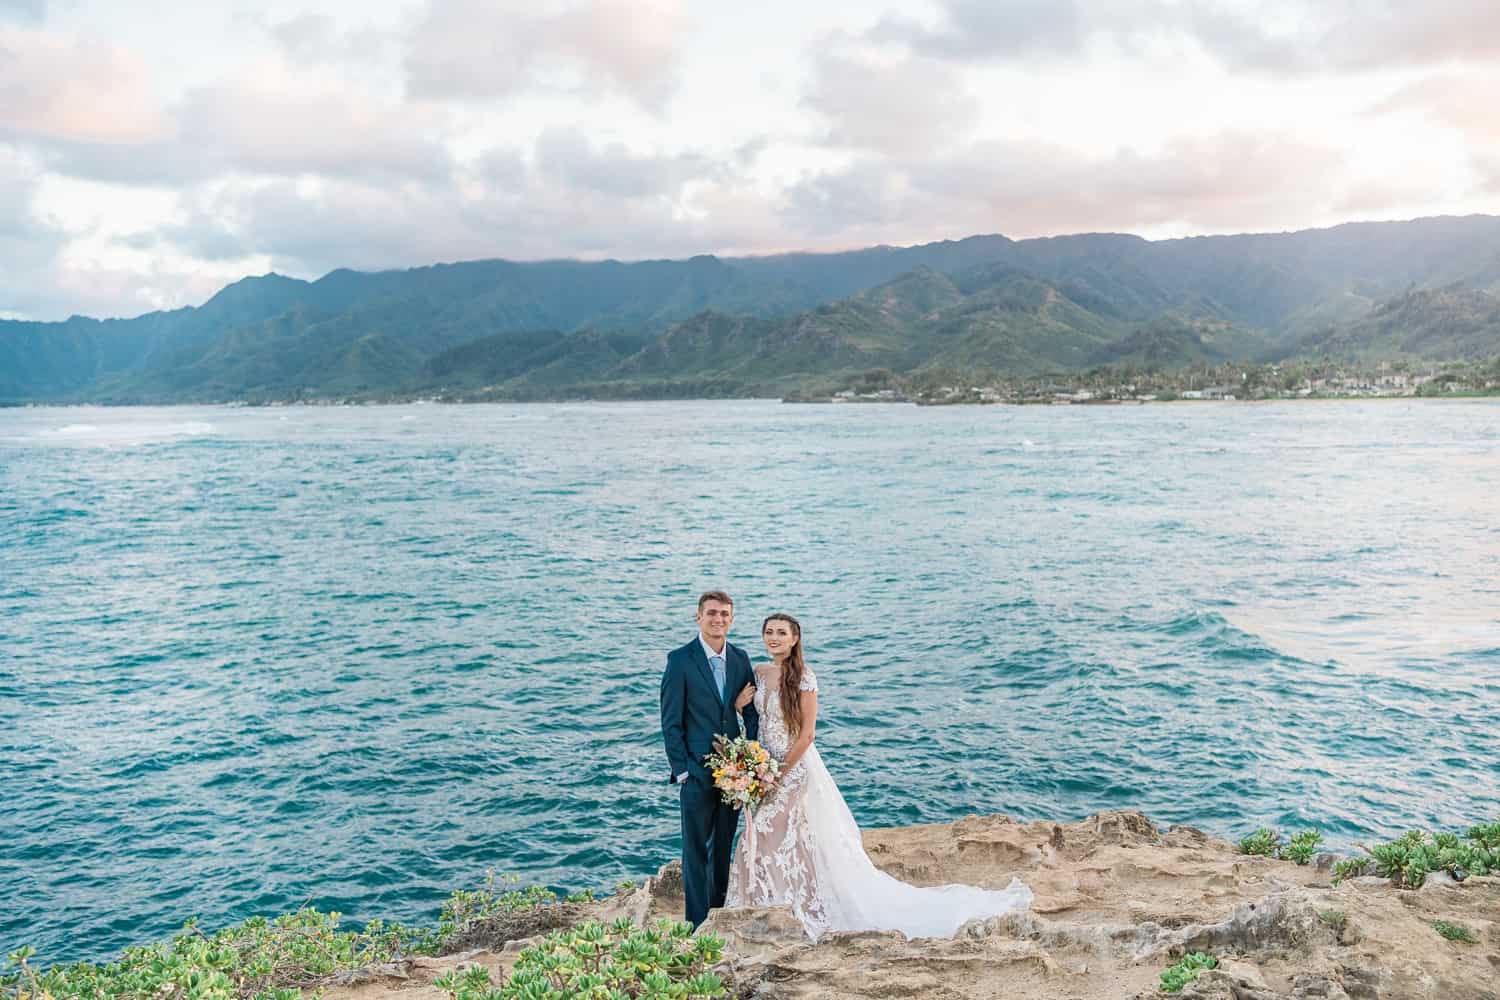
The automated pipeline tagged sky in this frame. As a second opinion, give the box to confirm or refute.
[3,0,1499,321]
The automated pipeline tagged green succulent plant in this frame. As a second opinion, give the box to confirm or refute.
[1432,920,1477,944]
[1,908,432,1000]
[1160,952,1217,994]
[1357,824,1499,888]
[433,920,724,1000]
[1234,826,1321,864]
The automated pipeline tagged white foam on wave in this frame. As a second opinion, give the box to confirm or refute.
[40,420,216,446]
[1224,601,1500,674]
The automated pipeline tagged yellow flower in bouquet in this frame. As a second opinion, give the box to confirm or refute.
[705,734,781,811]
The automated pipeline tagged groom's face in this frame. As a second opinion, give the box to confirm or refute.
[697,600,733,643]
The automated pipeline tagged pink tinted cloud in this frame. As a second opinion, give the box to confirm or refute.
[0,27,167,143]
[403,0,687,110]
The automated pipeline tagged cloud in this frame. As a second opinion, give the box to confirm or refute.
[0,147,75,317]
[0,149,52,242]
[1310,0,1500,72]
[403,0,687,110]
[533,126,711,197]
[20,63,453,187]
[869,0,1500,74]
[146,129,779,281]
[263,13,394,65]
[801,46,981,154]
[871,0,1091,61]
[170,125,1364,291]
[0,153,236,321]
[1478,156,1500,196]
[173,77,453,182]
[0,27,169,143]
[1367,71,1500,201]
[0,0,43,22]
[780,130,1352,243]
[1374,72,1500,143]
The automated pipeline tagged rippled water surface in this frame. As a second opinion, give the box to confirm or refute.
[3,400,1499,963]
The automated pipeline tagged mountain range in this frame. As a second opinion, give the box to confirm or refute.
[5,215,1500,403]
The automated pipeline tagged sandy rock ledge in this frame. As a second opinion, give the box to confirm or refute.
[325,811,1500,1000]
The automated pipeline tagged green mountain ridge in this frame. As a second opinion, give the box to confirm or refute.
[1096,316,1274,368]
[1291,285,1500,362]
[5,215,1500,402]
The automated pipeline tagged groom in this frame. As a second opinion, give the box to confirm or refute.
[660,590,760,927]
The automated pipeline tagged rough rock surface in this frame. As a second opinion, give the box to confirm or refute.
[323,811,1500,1000]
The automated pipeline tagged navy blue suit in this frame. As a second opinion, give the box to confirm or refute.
[660,637,760,927]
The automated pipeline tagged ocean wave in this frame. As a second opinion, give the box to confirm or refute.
[37,420,216,445]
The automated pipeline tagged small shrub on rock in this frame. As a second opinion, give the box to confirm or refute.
[1330,857,1373,884]
[1431,920,1477,944]
[439,872,561,936]
[1317,909,1347,932]
[1280,830,1323,865]
[1237,828,1279,857]
[436,871,599,953]
[1234,827,1321,864]
[1,909,430,1000]
[434,919,725,1000]
[1160,952,1217,994]
[1360,824,1499,888]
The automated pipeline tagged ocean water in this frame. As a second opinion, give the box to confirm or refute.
[2,399,1498,964]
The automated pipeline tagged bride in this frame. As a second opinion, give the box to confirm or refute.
[723,613,1032,939]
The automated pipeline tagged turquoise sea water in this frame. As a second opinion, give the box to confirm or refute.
[3,399,1498,964]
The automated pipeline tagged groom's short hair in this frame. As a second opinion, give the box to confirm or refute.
[697,590,733,611]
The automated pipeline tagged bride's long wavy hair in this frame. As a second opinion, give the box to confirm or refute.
[763,613,808,735]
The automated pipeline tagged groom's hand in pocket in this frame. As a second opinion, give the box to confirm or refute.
[733,683,755,711]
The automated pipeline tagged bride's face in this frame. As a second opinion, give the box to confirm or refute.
[763,619,798,659]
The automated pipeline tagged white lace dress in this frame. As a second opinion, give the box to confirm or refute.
[724,665,1032,939]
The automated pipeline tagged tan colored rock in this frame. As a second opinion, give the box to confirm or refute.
[321,811,1500,1000]
[1216,957,1271,991]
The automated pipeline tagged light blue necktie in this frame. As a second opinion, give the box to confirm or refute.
[710,654,726,703]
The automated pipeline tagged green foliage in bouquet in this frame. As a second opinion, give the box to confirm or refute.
[1235,827,1322,864]
[433,918,725,1000]
[1159,952,1217,994]
[1,909,435,1000]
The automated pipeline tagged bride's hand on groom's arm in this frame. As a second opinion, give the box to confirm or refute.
[733,683,755,711]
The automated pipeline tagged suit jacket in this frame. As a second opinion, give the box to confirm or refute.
[660,637,760,784]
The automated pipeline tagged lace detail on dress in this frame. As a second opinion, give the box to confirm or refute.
[722,663,1033,941]
[724,665,828,936]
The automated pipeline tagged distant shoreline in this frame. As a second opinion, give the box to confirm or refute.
[2,389,1500,407]
[4,393,1500,410]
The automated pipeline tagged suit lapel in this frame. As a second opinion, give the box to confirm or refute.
[690,639,723,705]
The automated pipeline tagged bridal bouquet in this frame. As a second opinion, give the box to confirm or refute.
[705,734,780,811]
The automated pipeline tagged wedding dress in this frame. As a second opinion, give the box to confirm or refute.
[723,666,1032,939]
